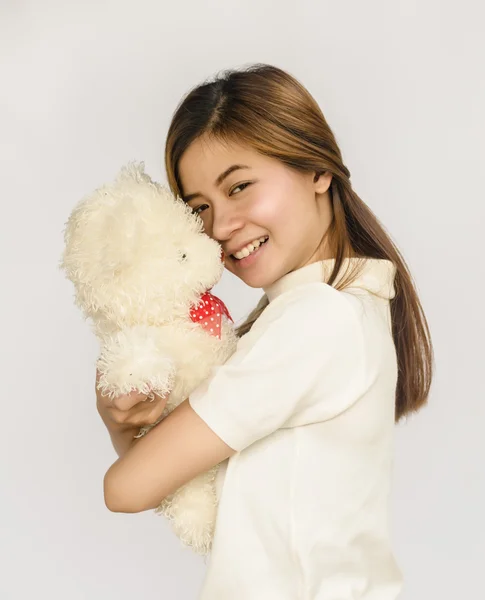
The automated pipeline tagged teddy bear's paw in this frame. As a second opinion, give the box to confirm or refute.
[97,326,176,398]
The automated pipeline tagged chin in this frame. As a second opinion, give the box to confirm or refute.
[226,263,277,290]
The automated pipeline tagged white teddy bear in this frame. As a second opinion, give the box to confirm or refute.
[60,161,238,555]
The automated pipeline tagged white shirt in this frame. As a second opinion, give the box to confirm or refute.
[189,257,404,599]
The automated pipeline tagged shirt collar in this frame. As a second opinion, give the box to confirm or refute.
[263,257,397,303]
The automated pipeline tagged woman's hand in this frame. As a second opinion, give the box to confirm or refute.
[95,369,169,430]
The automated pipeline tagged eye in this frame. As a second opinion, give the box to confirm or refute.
[230,181,251,195]
[191,182,251,216]
[192,205,208,216]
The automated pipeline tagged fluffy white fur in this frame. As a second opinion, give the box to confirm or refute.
[60,161,238,555]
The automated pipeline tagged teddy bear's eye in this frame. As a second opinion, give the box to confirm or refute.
[179,252,187,261]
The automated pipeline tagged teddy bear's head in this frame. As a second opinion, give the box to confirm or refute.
[61,161,224,326]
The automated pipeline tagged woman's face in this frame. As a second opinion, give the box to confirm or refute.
[178,135,334,289]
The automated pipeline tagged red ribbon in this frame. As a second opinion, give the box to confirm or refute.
[189,290,234,339]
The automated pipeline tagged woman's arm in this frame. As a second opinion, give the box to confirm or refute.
[103,399,237,513]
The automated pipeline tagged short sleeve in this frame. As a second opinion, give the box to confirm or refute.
[188,283,366,452]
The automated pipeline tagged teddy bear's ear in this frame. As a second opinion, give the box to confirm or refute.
[116,160,149,184]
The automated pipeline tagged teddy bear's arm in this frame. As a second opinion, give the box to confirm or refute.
[103,398,236,513]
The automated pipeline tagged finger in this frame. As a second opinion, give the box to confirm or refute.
[139,402,167,427]
[112,391,148,412]
[108,403,158,427]
[107,407,143,427]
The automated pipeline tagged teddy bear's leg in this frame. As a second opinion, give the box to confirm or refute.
[154,467,219,556]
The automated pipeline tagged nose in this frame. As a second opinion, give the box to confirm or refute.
[211,202,246,250]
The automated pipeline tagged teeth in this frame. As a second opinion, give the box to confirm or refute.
[233,236,268,260]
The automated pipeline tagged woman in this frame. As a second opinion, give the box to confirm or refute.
[97,63,433,599]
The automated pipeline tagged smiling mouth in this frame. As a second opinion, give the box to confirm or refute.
[230,237,269,261]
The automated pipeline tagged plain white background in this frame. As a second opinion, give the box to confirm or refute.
[1,1,484,598]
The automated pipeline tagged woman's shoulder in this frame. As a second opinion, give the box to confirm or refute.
[253,281,364,342]
[267,281,362,320]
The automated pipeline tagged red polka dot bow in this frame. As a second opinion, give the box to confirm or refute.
[189,290,234,339]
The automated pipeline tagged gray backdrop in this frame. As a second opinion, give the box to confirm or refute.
[1,1,483,598]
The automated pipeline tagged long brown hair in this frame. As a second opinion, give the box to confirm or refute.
[164,63,433,422]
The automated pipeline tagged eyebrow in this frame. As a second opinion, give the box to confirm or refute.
[181,164,250,203]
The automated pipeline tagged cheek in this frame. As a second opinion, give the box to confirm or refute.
[249,187,293,228]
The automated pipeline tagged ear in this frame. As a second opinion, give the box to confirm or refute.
[313,171,332,195]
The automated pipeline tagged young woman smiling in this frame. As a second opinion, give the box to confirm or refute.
[98,63,433,600]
